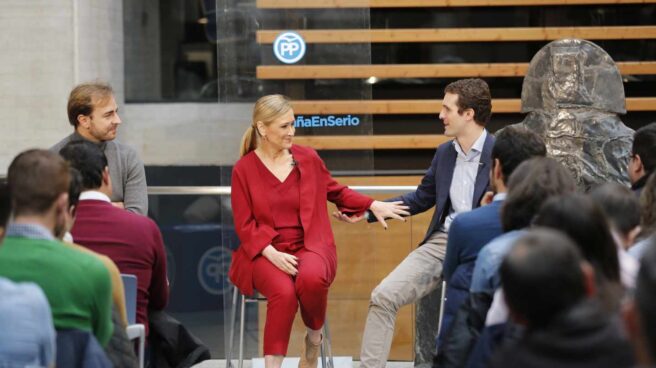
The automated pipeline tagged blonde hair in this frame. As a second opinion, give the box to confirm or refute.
[239,94,292,157]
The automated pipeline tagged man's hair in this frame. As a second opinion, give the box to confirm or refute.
[59,141,108,191]
[8,150,70,216]
[640,172,656,238]
[67,82,114,127]
[501,157,576,231]
[533,193,621,283]
[632,122,656,175]
[590,183,640,237]
[444,78,492,126]
[501,229,587,329]
[636,238,656,360]
[0,179,11,228]
[492,126,547,184]
[68,168,83,212]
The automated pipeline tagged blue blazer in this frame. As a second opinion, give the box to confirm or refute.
[392,133,495,244]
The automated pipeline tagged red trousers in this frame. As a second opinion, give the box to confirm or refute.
[252,248,331,355]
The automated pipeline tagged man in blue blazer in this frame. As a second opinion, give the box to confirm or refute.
[437,126,546,349]
[358,79,495,368]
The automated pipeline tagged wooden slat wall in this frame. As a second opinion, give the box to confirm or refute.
[257,26,656,43]
[258,0,656,8]
[258,61,656,79]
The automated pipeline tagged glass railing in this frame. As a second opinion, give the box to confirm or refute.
[146,185,433,362]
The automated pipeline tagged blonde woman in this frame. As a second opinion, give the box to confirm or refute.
[229,95,408,368]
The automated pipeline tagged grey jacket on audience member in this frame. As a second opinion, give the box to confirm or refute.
[51,132,148,215]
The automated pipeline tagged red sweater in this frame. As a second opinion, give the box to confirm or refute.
[229,145,374,296]
[71,199,169,335]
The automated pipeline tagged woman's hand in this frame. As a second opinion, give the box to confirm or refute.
[369,200,411,230]
[262,245,298,276]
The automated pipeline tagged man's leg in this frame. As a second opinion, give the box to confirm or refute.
[359,232,448,368]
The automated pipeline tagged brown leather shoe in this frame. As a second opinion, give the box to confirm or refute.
[299,334,321,368]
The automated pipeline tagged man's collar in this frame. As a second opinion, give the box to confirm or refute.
[492,192,507,201]
[79,190,111,203]
[453,129,488,156]
[72,131,108,151]
[5,223,55,241]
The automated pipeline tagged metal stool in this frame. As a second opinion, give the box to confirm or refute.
[226,285,334,368]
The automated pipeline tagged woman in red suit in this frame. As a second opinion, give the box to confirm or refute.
[229,95,408,368]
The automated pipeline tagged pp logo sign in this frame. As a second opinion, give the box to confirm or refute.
[273,32,306,64]
[197,246,232,296]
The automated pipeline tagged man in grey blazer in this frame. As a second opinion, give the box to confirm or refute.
[51,82,148,215]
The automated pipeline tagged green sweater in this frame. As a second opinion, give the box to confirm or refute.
[0,236,113,346]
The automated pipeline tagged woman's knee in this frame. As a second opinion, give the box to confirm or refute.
[295,271,329,294]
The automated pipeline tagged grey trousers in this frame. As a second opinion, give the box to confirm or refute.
[359,231,447,368]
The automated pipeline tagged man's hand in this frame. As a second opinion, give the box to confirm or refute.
[369,200,411,230]
[112,201,125,209]
[262,245,298,276]
[480,191,495,206]
[332,211,366,223]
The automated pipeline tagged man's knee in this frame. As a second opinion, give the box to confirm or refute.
[370,283,402,313]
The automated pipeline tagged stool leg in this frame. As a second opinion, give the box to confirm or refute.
[239,293,246,368]
[323,320,334,368]
[227,286,238,368]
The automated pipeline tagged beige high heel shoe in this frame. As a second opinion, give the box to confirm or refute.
[299,333,322,368]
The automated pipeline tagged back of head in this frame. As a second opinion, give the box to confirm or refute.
[501,157,576,231]
[501,228,587,329]
[240,94,292,157]
[633,122,656,175]
[59,141,108,191]
[67,82,114,128]
[0,179,10,229]
[640,173,656,238]
[492,126,547,184]
[533,193,621,283]
[8,150,70,216]
[68,168,83,211]
[636,239,656,360]
[444,78,492,126]
[590,183,640,238]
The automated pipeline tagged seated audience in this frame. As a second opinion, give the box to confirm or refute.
[0,180,57,368]
[628,122,656,195]
[439,126,545,346]
[60,141,169,335]
[490,229,634,368]
[624,237,656,366]
[589,183,640,288]
[630,172,656,259]
[0,149,113,346]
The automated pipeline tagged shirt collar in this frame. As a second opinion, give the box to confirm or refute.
[79,190,112,203]
[453,129,487,158]
[493,192,507,201]
[5,223,55,241]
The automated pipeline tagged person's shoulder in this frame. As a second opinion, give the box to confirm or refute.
[436,139,455,152]
[291,144,318,158]
[234,151,257,172]
[58,241,108,273]
[50,133,75,152]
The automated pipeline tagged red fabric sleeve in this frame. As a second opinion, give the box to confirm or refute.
[231,166,279,260]
[316,152,374,215]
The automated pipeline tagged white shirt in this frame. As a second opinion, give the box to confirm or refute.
[442,130,488,232]
[79,190,112,203]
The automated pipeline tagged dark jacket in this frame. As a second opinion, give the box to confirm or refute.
[489,300,635,368]
[434,292,493,368]
[390,134,495,244]
[149,310,211,368]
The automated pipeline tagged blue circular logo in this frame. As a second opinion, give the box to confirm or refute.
[273,32,306,64]
[197,246,232,296]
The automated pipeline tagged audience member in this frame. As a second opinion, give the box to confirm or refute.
[470,157,577,294]
[628,122,656,195]
[624,237,656,366]
[51,82,148,215]
[589,183,640,288]
[490,229,634,368]
[533,194,623,312]
[630,172,656,259]
[438,126,545,346]
[0,180,57,368]
[0,149,113,346]
[60,141,169,336]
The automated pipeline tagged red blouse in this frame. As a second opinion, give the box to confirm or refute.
[254,157,304,252]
